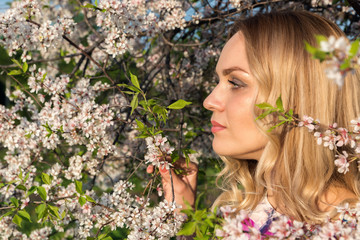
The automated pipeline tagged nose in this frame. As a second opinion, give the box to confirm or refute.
[203,85,225,112]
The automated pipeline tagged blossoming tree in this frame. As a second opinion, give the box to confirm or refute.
[0,0,359,239]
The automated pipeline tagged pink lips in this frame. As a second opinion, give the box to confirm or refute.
[211,120,226,133]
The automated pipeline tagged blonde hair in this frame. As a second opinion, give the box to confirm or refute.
[213,11,360,223]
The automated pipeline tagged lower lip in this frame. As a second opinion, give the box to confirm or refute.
[211,126,226,133]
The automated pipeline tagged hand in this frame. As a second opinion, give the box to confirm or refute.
[147,157,198,211]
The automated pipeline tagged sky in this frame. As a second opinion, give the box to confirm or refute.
[0,0,10,12]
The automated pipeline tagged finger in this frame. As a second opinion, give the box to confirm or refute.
[146,165,154,174]
[159,165,187,191]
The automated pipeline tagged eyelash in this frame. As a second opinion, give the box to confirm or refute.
[228,79,246,89]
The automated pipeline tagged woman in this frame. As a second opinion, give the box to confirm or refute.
[151,10,360,230]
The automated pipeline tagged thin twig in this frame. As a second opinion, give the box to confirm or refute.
[5,70,43,108]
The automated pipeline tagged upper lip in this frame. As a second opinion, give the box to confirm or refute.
[211,120,226,128]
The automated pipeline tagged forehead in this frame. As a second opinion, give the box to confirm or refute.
[216,32,250,74]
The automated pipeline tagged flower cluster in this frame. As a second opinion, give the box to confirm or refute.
[54,180,184,239]
[217,202,360,239]
[0,0,76,57]
[297,115,360,174]
[145,135,175,170]
[95,0,186,57]
[318,36,359,87]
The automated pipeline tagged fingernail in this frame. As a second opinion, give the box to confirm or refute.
[160,166,168,173]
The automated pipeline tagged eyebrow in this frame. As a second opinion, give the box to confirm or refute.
[216,66,249,76]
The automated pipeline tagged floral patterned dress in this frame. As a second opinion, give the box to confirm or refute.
[248,196,282,235]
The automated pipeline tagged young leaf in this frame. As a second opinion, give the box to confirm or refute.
[0,210,14,221]
[8,70,23,76]
[176,221,197,236]
[41,173,51,185]
[255,102,274,110]
[27,186,37,196]
[18,209,32,222]
[11,59,22,68]
[85,195,96,203]
[75,180,83,195]
[35,203,47,219]
[15,184,27,191]
[130,72,140,89]
[79,196,86,206]
[22,62,28,73]
[349,39,360,57]
[48,205,60,218]
[276,96,284,112]
[12,214,22,227]
[130,93,139,115]
[135,119,145,129]
[10,197,19,208]
[82,3,96,9]
[168,99,192,109]
[37,186,47,201]
[304,41,317,55]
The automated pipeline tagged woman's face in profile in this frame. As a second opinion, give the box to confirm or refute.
[203,32,268,160]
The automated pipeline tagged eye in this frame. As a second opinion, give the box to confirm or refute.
[228,78,246,89]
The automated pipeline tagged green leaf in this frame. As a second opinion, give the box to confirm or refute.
[340,59,351,70]
[85,195,96,203]
[315,35,328,45]
[98,233,113,240]
[79,196,86,206]
[10,197,19,208]
[130,93,139,115]
[0,183,4,188]
[135,119,145,130]
[82,3,96,9]
[11,59,22,68]
[176,221,197,236]
[125,85,141,93]
[349,39,360,57]
[16,184,27,191]
[278,115,287,121]
[35,203,47,220]
[255,109,273,120]
[0,210,13,221]
[267,121,286,132]
[18,168,23,180]
[276,96,284,112]
[255,102,274,110]
[41,72,47,82]
[8,70,22,75]
[194,209,206,221]
[12,214,22,227]
[37,186,47,201]
[22,62,28,73]
[75,180,83,195]
[27,186,37,196]
[101,237,113,240]
[41,173,51,185]
[195,192,204,210]
[18,209,32,222]
[130,72,140,89]
[204,218,214,228]
[168,99,192,109]
[304,41,317,55]
[95,0,98,7]
[48,205,60,218]
[314,50,327,61]
[24,172,30,182]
